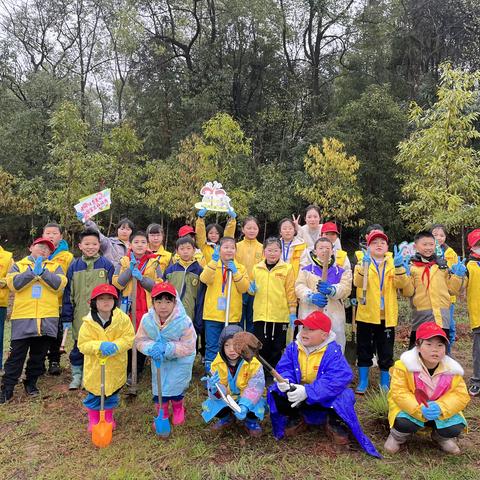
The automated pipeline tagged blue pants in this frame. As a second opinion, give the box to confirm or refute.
[83,392,119,410]
[0,307,6,370]
[204,320,225,372]
[153,394,184,403]
[241,293,254,333]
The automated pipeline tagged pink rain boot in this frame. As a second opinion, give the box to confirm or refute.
[171,399,185,425]
[87,409,99,432]
[104,409,116,430]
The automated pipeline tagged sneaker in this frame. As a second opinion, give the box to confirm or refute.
[23,380,39,397]
[326,421,349,445]
[244,418,263,437]
[469,384,480,397]
[284,417,307,438]
[48,362,61,376]
[0,388,13,404]
[211,414,234,431]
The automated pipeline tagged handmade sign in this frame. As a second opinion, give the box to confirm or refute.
[398,241,416,257]
[195,181,232,212]
[74,189,111,222]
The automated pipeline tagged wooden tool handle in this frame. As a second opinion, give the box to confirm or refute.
[361,261,368,305]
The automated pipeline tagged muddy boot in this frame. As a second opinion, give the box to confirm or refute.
[211,413,234,431]
[0,386,13,404]
[326,417,349,445]
[431,430,461,455]
[284,417,307,438]
[384,428,411,454]
[69,365,83,390]
[48,361,61,376]
[23,378,40,397]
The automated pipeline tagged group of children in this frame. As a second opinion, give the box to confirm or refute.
[0,205,478,457]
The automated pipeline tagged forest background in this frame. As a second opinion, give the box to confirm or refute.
[2,0,480,253]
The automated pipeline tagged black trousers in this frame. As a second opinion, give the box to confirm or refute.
[2,336,51,390]
[253,321,288,377]
[270,390,345,428]
[409,328,450,350]
[356,320,395,370]
[394,416,464,438]
[47,320,63,364]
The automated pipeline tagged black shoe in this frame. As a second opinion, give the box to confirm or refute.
[23,380,40,397]
[0,388,13,404]
[48,362,61,376]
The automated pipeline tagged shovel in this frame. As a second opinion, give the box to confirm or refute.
[224,270,233,328]
[360,255,369,305]
[59,326,69,354]
[153,359,171,437]
[345,299,357,365]
[92,358,113,448]
[128,278,138,396]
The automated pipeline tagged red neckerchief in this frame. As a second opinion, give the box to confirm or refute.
[412,259,437,290]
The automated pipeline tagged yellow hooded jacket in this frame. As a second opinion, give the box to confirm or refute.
[78,308,135,396]
[0,246,13,307]
[153,245,172,274]
[195,217,237,263]
[236,238,263,280]
[200,260,250,323]
[252,260,297,323]
[353,258,413,327]
[464,260,480,330]
[387,348,469,428]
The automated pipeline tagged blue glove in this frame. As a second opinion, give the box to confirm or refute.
[249,281,257,294]
[129,252,137,271]
[421,401,442,421]
[393,245,404,268]
[202,370,220,395]
[76,211,84,221]
[451,258,467,277]
[227,260,238,274]
[403,255,411,275]
[289,313,296,328]
[149,341,166,360]
[99,342,118,356]
[362,249,371,266]
[317,281,335,296]
[63,322,72,330]
[32,256,44,276]
[308,292,328,308]
[212,245,220,262]
[198,208,208,218]
[227,208,237,219]
[132,266,143,281]
[234,405,248,421]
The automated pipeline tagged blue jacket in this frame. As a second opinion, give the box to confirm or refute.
[268,340,381,458]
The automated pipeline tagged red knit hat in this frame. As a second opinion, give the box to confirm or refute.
[416,322,449,343]
[468,229,480,249]
[321,222,339,235]
[178,225,195,237]
[90,283,118,300]
[31,237,55,252]
[151,281,177,299]
[295,311,331,332]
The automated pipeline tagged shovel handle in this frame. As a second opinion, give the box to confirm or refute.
[224,270,233,328]
[360,260,369,305]
[155,359,162,403]
[60,327,69,353]
[99,358,106,412]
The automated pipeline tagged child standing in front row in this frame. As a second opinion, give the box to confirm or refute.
[136,282,197,433]
[250,237,297,380]
[385,322,469,455]
[202,325,266,436]
[200,237,250,373]
[77,284,134,432]
[463,229,480,397]
[353,231,412,394]
[236,217,263,333]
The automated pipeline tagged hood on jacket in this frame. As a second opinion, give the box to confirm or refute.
[296,329,337,354]
[218,324,243,363]
[400,347,464,376]
[49,239,70,259]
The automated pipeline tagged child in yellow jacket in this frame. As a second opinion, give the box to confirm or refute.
[200,237,250,373]
[78,284,135,432]
[406,231,464,348]
[385,322,469,455]
[463,229,480,396]
[277,218,306,280]
[353,231,413,394]
[236,216,263,333]
[250,237,297,378]
[146,223,172,274]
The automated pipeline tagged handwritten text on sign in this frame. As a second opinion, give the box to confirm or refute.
[74,189,111,222]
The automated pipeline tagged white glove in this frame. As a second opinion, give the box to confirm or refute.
[276,380,290,393]
[287,384,307,408]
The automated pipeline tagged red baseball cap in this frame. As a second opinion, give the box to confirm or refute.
[91,283,118,300]
[178,225,195,237]
[366,230,388,246]
[416,322,449,343]
[468,229,480,249]
[151,281,177,299]
[295,311,331,333]
[31,237,55,252]
[321,222,339,235]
